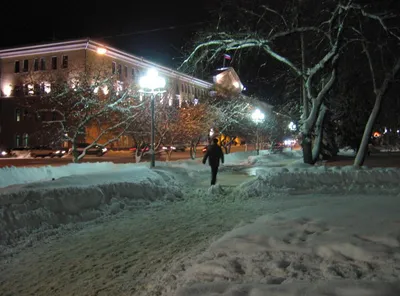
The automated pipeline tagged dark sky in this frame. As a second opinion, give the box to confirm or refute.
[1,0,218,68]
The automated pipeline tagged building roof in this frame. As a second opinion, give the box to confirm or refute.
[0,39,213,89]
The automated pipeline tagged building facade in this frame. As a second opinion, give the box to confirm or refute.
[0,39,213,149]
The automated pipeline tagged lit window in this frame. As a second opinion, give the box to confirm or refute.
[51,56,57,70]
[23,60,29,72]
[14,61,20,73]
[27,84,34,95]
[15,109,21,122]
[112,62,116,74]
[23,133,29,146]
[62,55,68,68]
[41,82,51,94]
[40,58,46,70]
[34,59,39,71]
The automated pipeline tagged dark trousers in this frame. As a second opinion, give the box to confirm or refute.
[211,165,219,185]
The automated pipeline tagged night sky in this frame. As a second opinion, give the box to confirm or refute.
[1,0,218,68]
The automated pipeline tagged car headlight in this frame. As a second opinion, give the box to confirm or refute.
[171,146,176,150]
[162,147,167,150]
[55,150,61,154]
[102,148,107,152]
[1,151,7,156]
[62,151,66,154]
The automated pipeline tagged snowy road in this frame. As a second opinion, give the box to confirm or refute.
[0,178,293,296]
[2,151,400,296]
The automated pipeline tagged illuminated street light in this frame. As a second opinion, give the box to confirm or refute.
[251,108,265,155]
[139,68,166,168]
[288,121,297,131]
[97,47,107,55]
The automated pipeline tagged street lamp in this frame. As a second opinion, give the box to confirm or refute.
[288,121,297,131]
[251,108,265,155]
[139,68,166,168]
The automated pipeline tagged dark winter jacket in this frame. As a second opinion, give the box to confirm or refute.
[202,143,224,167]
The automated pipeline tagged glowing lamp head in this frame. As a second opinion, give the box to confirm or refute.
[97,47,107,55]
[3,84,12,97]
[251,108,265,124]
[139,68,166,91]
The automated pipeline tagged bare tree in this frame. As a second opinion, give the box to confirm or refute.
[180,0,350,163]
[30,69,144,162]
[339,4,400,166]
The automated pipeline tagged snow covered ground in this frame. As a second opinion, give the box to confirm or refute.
[1,150,400,295]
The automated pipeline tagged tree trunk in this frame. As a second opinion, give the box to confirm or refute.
[302,136,313,164]
[71,142,79,163]
[166,150,172,161]
[135,149,142,163]
[312,104,327,163]
[354,59,400,167]
[190,139,199,160]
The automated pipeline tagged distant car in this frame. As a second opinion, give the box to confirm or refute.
[69,143,108,156]
[52,147,68,158]
[129,145,150,153]
[162,145,186,152]
[0,146,13,158]
[29,146,55,158]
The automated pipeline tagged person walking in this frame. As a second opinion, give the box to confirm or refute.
[202,138,224,185]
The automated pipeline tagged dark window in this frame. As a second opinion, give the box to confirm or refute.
[23,60,29,72]
[23,133,29,146]
[181,84,184,92]
[40,58,46,70]
[15,134,21,147]
[51,56,57,70]
[62,55,68,68]
[36,112,42,121]
[112,62,116,74]
[34,84,40,94]
[15,61,20,73]
[52,112,57,121]
[23,109,29,120]
[23,84,29,96]
[15,109,21,122]
[124,66,128,78]
[34,59,39,71]
[117,64,122,79]
[131,68,135,80]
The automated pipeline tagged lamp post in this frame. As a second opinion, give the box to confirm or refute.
[139,69,166,168]
[251,108,265,155]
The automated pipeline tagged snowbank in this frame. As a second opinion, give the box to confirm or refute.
[0,162,144,188]
[0,166,184,246]
[176,193,400,295]
[237,165,400,198]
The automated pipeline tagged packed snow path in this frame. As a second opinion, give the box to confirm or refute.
[0,181,288,296]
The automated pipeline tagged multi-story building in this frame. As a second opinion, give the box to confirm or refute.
[0,39,213,149]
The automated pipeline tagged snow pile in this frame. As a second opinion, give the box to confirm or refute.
[237,165,400,197]
[0,166,184,247]
[224,151,260,164]
[0,162,144,188]
[247,150,302,166]
[338,148,356,156]
[176,194,400,296]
